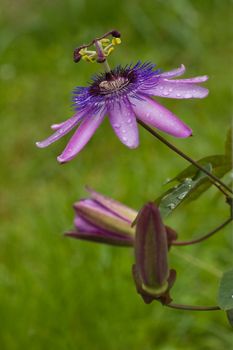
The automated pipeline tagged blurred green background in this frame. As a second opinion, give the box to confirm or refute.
[0,0,232,349]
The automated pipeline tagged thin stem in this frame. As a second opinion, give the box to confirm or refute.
[172,217,232,246]
[166,303,220,311]
[103,60,111,73]
[137,119,233,195]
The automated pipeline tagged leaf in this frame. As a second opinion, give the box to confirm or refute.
[168,155,232,202]
[225,127,232,161]
[226,309,233,327]
[156,164,211,218]
[218,269,233,311]
[170,155,231,183]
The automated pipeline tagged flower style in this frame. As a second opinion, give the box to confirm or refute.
[65,188,177,247]
[36,33,208,163]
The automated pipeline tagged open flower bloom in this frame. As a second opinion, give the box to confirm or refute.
[65,188,177,247]
[36,62,208,163]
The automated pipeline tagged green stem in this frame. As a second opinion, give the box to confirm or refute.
[166,303,220,311]
[172,217,232,246]
[137,119,233,196]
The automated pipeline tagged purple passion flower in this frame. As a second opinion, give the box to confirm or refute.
[65,188,177,247]
[36,62,208,163]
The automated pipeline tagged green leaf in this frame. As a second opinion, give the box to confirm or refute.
[156,164,211,218]
[218,269,233,310]
[226,309,233,327]
[225,127,232,161]
[168,155,232,202]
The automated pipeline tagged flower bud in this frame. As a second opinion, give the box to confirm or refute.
[133,202,170,298]
[65,188,137,246]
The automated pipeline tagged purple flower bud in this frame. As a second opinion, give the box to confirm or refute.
[65,188,137,246]
[66,189,178,250]
[133,202,170,297]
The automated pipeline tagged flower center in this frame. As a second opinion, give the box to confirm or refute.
[98,76,129,94]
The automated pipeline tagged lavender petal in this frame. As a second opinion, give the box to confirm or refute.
[158,64,186,78]
[36,112,85,148]
[57,109,105,163]
[131,95,192,138]
[108,99,139,149]
[147,80,209,99]
[86,187,137,222]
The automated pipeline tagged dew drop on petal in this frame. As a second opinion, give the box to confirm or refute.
[176,92,181,97]
[162,90,169,96]
[168,88,173,92]
[122,136,128,142]
[127,118,132,123]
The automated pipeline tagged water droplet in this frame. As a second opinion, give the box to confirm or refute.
[167,203,175,210]
[178,192,188,200]
[122,129,126,133]
[122,136,128,142]
[159,86,164,90]
[176,93,181,97]
[162,90,169,96]
[168,88,173,92]
[127,118,132,123]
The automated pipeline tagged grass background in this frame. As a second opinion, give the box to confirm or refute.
[0,0,232,349]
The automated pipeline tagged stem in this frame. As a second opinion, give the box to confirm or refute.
[94,40,111,73]
[166,303,220,311]
[137,119,233,195]
[103,60,111,73]
[172,217,232,246]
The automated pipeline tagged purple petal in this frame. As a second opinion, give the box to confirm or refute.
[57,109,105,163]
[165,75,208,83]
[131,95,192,138]
[108,99,139,148]
[36,112,85,148]
[74,198,134,236]
[51,121,67,130]
[147,80,209,99]
[158,64,186,78]
[86,187,137,223]
[74,215,99,233]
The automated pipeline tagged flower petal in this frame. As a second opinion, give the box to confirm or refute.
[74,199,135,236]
[147,80,209,99]
[51,121,67,130]
[131,95,192,138]
[36,112,85,148]
[57,109,105,163]
[86,187,137,223]
[159,64,186,78]
[164,75,208,83]
[108,99,139,149]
